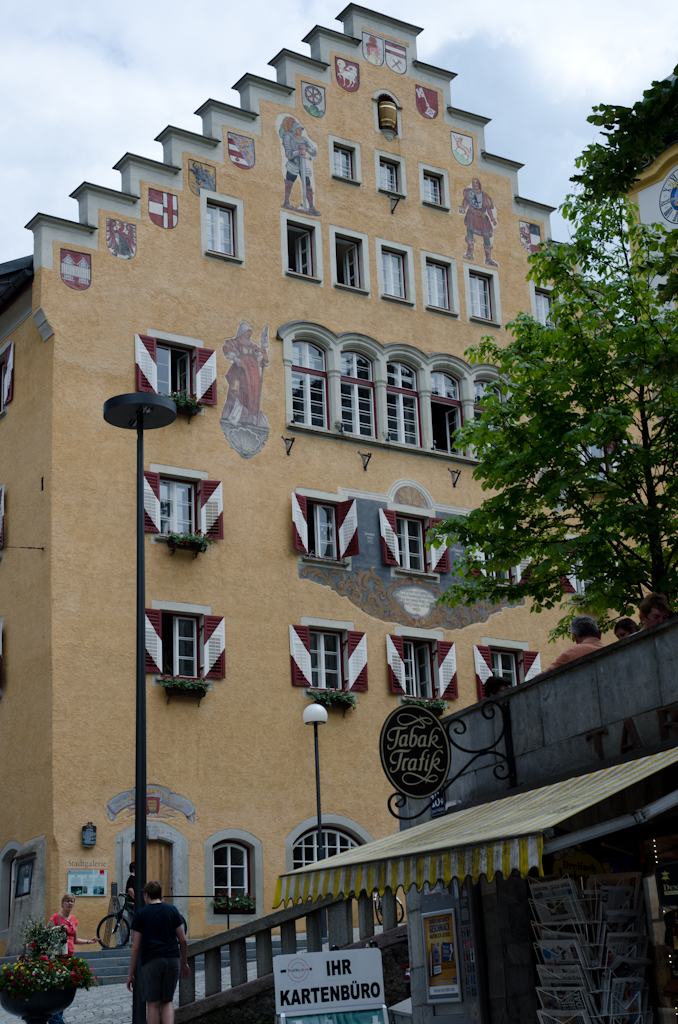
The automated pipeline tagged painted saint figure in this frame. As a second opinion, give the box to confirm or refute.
[278,115,319,215]
[221,321,270,428]
[458,178,499,267]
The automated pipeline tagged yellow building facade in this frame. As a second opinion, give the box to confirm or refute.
[0,4,568,949]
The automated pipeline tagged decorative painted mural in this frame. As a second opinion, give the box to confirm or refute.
[385,40,407,74]
[459,179,499,267]
[228,132,255,169]
[415,85,438,119]
[148,189,178,229]
[335,58,359,92]
[362,31,384,65]
[219,321,270,459]
[106,220,136,259]
[451,132,474,166]
[520,221,542,253]
[60,249,91,290]
[106,784,196,823]
[301,82,325,118]
[277,114,319,216]
[188,159,216,195]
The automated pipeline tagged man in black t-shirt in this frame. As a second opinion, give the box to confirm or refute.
[127,880,190,1023]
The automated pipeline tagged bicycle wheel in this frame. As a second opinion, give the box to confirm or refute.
[116,917,131,947]
[97,915,117,948]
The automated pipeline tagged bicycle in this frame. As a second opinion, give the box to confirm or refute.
[372,889,405,925]
[96,894,134,948]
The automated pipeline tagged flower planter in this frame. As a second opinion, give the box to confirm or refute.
[177,404,202,423]
[164,686,207,706]
[167,538,205,558]
[1,985,76,1024]
[212,905,256,915]
[401,699,447,717]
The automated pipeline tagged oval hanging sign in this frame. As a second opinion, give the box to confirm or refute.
[379,706,451,800]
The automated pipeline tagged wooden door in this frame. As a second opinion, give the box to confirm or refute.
[131,840,172,900]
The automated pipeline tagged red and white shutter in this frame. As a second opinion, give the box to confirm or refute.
[200,481,223,539]
[523,651,542,682]
[427,519,450,573]
[474,645,493,701]
[145,609,163,673]
[338,499,359,557]
[195,348,217,405]
[436,641,457,699]
[292,493,308,553]
[561,575,576,593]
[143,472,160,533]
[290,625,312,686]
[513,558,532,583]
[386,634,406,693]
[379,509,400,566]
[203,616,226,678]
[135,334,158,394]
[0,484,5,549]
[347,631,368,690]
[2,343,14,406]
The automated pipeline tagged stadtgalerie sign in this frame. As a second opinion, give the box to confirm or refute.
[379,706,451,799]
[274,949,385,1016]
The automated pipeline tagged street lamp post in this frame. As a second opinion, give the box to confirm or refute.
[302,703,328,862]
[103,393,176,1024]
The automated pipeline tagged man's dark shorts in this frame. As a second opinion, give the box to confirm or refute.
[140,957,180,1002]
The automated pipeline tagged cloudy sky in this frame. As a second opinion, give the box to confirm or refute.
[1,1,676,264]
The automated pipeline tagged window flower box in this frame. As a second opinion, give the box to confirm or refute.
[308,690,357,714]
[401,697,447,716]
[211,895,256,914]
[166,532,213,557]
[170,390,203,422]
[161,677,208,705]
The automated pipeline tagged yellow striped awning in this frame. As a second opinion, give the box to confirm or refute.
[275,746,678,906]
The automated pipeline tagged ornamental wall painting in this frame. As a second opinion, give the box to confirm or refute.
[415,85,438,118]
[227,132,255,169]
[106,784,196,823]
[362,31,384,65]
[335,57,359,92]
[219,321,270,460]
[60,249,91,290]
[301,82,326,118]
[458,179,499,267]
[451,132,474,165]
[188,159,216,196]
[276,114,319,216]
[148,189,178,229]
[106,219,136,259]
[385,39,407,74]
[520,221,542,253]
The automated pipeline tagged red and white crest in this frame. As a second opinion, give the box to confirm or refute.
[385,39,407,74]
[106,219,137,259]
[227,133,255,169]
[335,57,360,92]
[60,249,91,290]
[519,220,542,253]
[415,85,438,119]
[148,189,178,229]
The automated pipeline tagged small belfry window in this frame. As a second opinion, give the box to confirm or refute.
[469,273,491,319]
[308,502,336,559]
[157,345,190,397]
[396,516,424,571]
[287,225,313,276]
[426,261,449,309]
[380,159,399,192]
[293,828,359,869]
[292,342,326,427]
[535,290,552,325]
[387,362,418,445]
[341,352,374,437]
[382,250,405,298]
[336,238,360,288]
[334,146,354,179]
[403,640,432,698]
[162,615,198,677]
[214,842,248,898]
[310,631,341,689]
[206,204,234,256]
[423,172,442,205]
[431,373,462,454]
[159,480,194,534]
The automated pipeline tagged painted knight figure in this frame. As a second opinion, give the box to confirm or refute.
[220,321,270,459]
[277,115,319,215]
[459,178,499,267]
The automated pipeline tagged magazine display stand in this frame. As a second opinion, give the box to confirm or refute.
[529,873,651,1023]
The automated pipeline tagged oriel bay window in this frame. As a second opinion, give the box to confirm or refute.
[431,372,461,454]
[386,362,418,445]
[340,352,374,437]
[291,342,326,427]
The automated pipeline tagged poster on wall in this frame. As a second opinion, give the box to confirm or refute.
[67,869,107,896]
[421,910,460,1002]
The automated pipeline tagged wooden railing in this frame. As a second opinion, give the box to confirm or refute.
[179,888,401,1008]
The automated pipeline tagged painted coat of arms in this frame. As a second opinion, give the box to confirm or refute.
[188,159,216,195]
[148,189,178,229]
[228,132,255,169]
[220,321,270,459]
[60,249,91,290]
[301,82,325,118]
[385,39,407,74]
[519,221,542,253]
[415,85,438,118]
[451,132,474,165]
[106,219,136,259]
[335,58,359,92]
[362,31,384,65]
[277,114,319,216]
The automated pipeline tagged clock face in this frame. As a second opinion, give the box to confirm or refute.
[659,165,678,225]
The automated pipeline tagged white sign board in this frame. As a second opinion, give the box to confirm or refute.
[274,949,385,1017]
[67,869,107,896]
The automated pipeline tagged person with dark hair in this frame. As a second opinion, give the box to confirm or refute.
[639,593,671,630]
[545,615,604,671]
[484,675,511,697]
[127,880,190,1024]
[125,862,136,904]
[614,618,638,641]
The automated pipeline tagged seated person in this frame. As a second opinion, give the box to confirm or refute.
[545,615,604,672]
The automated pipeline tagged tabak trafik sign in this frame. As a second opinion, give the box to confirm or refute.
[379,706,451,799]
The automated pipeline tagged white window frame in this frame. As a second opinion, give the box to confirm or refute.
[328,135,362,187]
[172,615,198,678]
[374,149,407,199]
[396,515,425,572]
[529,281,554,325]
[376,238,416,307]
[291,341,327,428]
[159,478,195,535]
[462,262,502,326]
[213,840,249,898]
[200,190,245,265]
[292,827,360,868]
[308,502,337,560]
[402,638,433,698]
[420,250,459,317]
[340,351,375,438]
[329,226,371,296]
[309,630,342,690]
[418,162,450,211]
[280,212,324,285]
[490,648,519,688]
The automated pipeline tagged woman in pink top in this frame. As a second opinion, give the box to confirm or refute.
[49,893,98,954]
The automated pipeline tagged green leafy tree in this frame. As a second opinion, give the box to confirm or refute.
[430,185,678,638]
